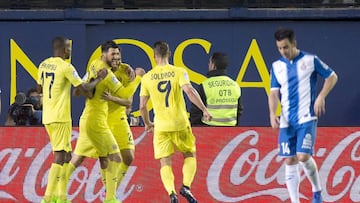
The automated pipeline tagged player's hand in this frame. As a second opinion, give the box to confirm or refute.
[135,67,146,77]
[201,108,212,122]
[314,96,325,117]
[145,122,154,133]
[270,114,280,128]
[97,68,108,80]
[101,91,113,101]
[122,64,135,81]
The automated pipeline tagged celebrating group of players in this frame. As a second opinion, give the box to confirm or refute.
[38,37,211,203]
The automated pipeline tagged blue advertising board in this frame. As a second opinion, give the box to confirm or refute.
[1,20,359,126]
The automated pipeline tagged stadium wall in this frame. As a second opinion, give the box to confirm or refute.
[0,8,359,126]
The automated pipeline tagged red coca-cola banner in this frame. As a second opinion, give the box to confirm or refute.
[0,127,359,203]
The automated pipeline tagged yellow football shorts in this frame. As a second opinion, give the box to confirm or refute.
[75,117,119,158]
[109,117,135,150]
[74,118,98,158]
[153,126,196,159]
[45,122,72,152]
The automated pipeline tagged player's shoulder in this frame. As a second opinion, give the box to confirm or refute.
[171,65,188,75]
[142,68,155,77]
[301,50,315,57]
[299,51,318,65]
[90,58,106,68]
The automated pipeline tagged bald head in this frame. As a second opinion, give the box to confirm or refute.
[52,36,71,59]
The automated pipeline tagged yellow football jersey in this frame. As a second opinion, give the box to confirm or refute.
[80,58,123,121]
[108,63,141,124]
[37,57,83,124]
[140,64,190,131]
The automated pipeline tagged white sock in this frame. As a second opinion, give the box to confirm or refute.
[299,157,322,192]
[285,164,300,203]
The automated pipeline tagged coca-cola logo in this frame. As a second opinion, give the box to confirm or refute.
[207,130,360,202]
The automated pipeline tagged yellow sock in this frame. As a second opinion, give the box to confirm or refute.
[105,161,120,201]
[182,157,197,187]
[100,168,107,186]
[44,163,62,201]
[160,165,175,195]
[117,162,129,187]
[57,164,67,200]
[66,162,76,181]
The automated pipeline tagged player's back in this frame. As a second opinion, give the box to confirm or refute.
[141,64,189,131]
[81,58,122,122]
[38,57,82,124]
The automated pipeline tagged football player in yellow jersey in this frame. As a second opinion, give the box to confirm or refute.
[66,40,136,203]
[139,41,212,203]
[37,37,107,203]
[103,58,146,189]
[67,47,145,200]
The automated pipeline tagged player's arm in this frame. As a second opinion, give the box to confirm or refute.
[122,63,136,82]
[102,91,132,108]
[139,95,153,132]
[73,68,108,98]
[126,96,134,115]
[314,72,338,117]
[116,67,145,98]
[268,89,280,128]
[182,84,212,122]
[189,84,206,125]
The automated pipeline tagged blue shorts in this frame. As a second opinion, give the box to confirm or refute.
[278,120,317,157]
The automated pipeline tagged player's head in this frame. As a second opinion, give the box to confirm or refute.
[101,40,121,67]
[274,27,298,60]
[209,52,228,71]
[153,41,171,60]
[52,36,71,59]
[111,46,122,71]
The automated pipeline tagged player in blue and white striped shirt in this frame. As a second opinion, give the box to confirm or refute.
[268,28,338,203]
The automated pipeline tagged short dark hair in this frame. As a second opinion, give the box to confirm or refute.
[52,36,67,50]
[101,40,118,53]
[153,41,170,58]
[211,52,228,70]
[274,28,296,42]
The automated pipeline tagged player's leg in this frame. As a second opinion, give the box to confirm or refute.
[98,156,109,186]
[154,130,177,202]
[63,118,98,200]
[113,121,135,188]
[116,149,134,187]
[89,121,121,203]
[175,126,197,203]
[42,123,70,203]
[106,152,121,202]
[296,120,322,203]
[54,122,73,202]
[57,151,72,203]
[279,126,301,203]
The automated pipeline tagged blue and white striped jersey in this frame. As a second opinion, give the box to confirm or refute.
[270,51,335,127]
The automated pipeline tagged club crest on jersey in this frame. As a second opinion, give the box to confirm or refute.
[111,75,119,84]
[298,61,306,70]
